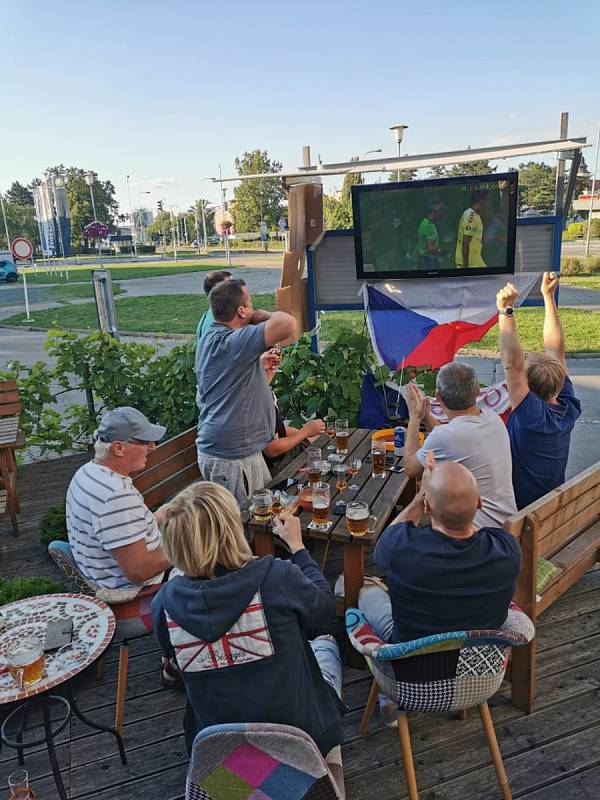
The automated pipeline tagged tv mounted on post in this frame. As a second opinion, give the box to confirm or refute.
[352,171,518,281]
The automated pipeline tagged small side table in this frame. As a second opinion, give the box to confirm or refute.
[0,593,126,800]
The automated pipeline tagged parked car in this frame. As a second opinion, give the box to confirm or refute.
[0,259,18,283]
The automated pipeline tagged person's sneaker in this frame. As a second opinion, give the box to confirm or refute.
[334,574,389,599]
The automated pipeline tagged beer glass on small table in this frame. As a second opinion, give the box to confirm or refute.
[312,482,331,530]
[6,636,44,690]
[371,443,386,479]
[335,419,349,455]
[348,457,362,490]
[345,501,377,538]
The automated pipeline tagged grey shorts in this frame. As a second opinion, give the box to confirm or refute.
[197,450,271,506]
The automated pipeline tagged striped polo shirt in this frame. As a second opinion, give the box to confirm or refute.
[66,461,162,595]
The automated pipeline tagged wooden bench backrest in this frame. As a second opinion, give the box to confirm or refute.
[0,380,21,418]
[506,462,600,559]
[132,427,200,508]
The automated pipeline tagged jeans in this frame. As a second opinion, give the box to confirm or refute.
[310,635,342,699]
[358,585,394,643]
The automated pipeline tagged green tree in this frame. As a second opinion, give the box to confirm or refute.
[518,161,555,210]
[232,150,285,233]
[190,199,215,240]
[45,166,118,245]
[324,160,362,230]
[0,203,40,250]
[447,160,496,176]
[388,168,417,182]
[146,211,175,243]
[5,181,34,206]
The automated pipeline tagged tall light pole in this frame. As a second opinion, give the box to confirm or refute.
[585,125,600,257]
[0,190,11,252]
[85,171,102,265]
[390,124,408,181]
[168,202,178,261]
[125,174,137,259]
[200,177,212,255]
[363,148,382,159]
[138,190,151,244]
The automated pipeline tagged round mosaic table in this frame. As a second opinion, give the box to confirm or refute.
[0,593,125,800]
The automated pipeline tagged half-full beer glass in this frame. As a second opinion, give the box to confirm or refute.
[307,447,322,486]
[312,482,331,530]
[371,443,386,479]
[252,489,273,522]
[345,501,377,537]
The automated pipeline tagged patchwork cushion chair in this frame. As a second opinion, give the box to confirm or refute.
[185,723,345,800]
[346,605,535,800]
[48,540,159,733]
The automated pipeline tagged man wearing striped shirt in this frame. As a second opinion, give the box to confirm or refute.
[66,407,171,602]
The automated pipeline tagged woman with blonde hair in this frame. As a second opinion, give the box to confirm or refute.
[151,482,344,754]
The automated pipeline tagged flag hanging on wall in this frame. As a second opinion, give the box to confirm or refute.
[363,273,540,369]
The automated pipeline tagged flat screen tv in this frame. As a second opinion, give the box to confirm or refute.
[352,171,518,280]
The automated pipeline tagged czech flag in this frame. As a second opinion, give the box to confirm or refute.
[363,273,539,369]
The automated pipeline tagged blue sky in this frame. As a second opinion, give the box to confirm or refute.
[3,0,598,213]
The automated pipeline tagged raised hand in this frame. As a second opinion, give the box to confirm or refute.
[541,271,559,299]
[405,382,424,421]
[496,282,518,311]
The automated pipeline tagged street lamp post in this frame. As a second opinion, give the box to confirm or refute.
[200,177,212,255]
[126,175,138,260]
[138,191,151,244]
[85,172,102,265]
[168,203,178,261]
[585,125,600,257]
[389,124,408,181]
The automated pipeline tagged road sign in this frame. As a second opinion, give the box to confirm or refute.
[11,237,33,260]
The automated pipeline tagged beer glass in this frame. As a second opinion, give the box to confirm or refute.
[348,457,362,490]
[345,501,377,537]
[251,489,273,522]
[334,463,348,491]
[325,415,336,450]
[8,769,31,800]
[371,443,386,479]
[6,637,44,689]
[335,419,349,455]
[311,482,331,530]
[307,447,322,486]
[270,490,284,516]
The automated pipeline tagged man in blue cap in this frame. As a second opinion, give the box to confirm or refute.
[66,407,171,602]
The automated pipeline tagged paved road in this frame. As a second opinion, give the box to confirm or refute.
[562,241,600,256]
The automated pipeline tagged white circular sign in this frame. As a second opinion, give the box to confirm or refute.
[11,238,33,260]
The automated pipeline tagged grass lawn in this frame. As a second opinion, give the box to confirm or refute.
[561,276,600,290]
[42,283,124,302]
[3,296,599,354]
[21,261,236,285]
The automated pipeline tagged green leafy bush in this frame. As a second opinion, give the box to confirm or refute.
[561,257,585,276]
[567,222,584,239]
[585,255,600,273]
[0,577,64,606]
[39,502,68,548]
[136,244,156,254]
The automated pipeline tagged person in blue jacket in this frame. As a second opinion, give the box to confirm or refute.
[151,481,344,755]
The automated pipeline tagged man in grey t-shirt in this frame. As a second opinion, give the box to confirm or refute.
[195,278,296,504]
[403,362,517,528]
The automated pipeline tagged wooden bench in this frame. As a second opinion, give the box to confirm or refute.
[0,380,27,535]
[505,461,600,712]
[132,426,200,507]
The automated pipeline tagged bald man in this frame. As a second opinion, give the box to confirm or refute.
[359,460,521,646]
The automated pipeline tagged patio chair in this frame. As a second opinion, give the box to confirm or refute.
[346,605,535,800]
[0,379,26,535]
[185,722,345,800]
[48,540,159,734]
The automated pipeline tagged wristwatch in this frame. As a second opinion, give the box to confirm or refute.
[499,307,514,317]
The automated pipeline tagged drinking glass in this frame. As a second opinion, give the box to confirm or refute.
[325,416,336,450]
[345,501,377,538]
[8,769,31,800]
[348,457,362,490]
[335,419,349,455]
[371,443,386,479]
[270,490,284,516]
[307,447,322,486]
[251,489,273,522]
[6,637,44,689]
[311,482,331,530]
[334,463,348,491]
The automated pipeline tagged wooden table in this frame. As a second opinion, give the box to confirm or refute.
[249,429,415,608]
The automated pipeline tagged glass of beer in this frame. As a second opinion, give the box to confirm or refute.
[371,443,386,479]
[335,419,349,455]
[270,490,284,516]
[334,463,348,491]
[8,769,31,800]
[307,447,322,485]
[312,482,331,530]
[251,489,273,522]
[6,637,45,689]
[345,501,377,537]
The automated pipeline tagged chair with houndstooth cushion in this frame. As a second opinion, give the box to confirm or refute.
[346,605,535,800]
[185,722,345,800]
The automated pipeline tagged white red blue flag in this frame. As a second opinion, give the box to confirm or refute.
[363,273,539,369]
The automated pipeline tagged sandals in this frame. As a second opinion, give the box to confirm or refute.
[160,655,184,691]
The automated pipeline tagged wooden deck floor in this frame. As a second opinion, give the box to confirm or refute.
[2,456,600,799]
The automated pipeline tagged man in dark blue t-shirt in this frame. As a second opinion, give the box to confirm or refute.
[358,459,521,645]
[496,273,581,509]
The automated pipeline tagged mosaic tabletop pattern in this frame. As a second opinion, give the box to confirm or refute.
[0,593,115,704]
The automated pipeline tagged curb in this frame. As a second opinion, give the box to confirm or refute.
[458,347,600,360]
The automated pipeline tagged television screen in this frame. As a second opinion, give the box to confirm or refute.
[352,171,518,280]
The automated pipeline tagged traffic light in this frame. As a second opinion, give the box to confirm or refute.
[157,201,163,212]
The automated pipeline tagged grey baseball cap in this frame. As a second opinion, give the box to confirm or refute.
[95,407,166,443]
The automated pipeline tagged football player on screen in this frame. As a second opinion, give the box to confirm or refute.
[455,189,489,268]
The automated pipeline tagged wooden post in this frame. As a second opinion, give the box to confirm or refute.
[511,515,538,713]
[115,642,129,734]
[359,679,379,736]
[343,541,365,608]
